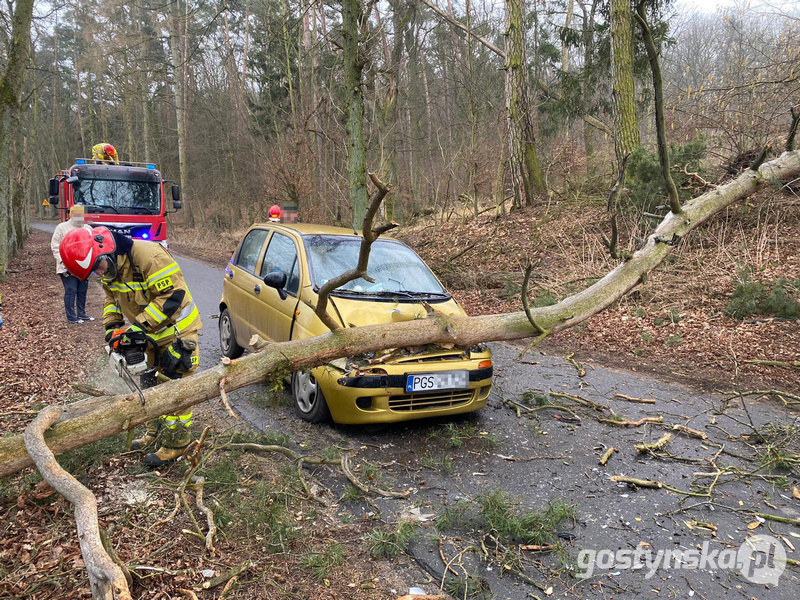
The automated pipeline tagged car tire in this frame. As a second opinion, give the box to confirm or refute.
[219,308,244,359]
[292,369,331,423]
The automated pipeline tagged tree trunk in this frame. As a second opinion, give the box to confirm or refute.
[0,0,35,279]
[342,0,369,229]
[504,0,546,208]
[1,149,798,479]
[610,0,640,159]
[634,1,681,213]
[562,0,574,72]
[169,1,193,226]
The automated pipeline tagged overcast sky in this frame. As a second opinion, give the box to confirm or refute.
[674,0,799,14]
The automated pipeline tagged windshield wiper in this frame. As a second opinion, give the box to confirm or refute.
[123,206,155,215]
[336,289,449,300]
[81,203,119,214]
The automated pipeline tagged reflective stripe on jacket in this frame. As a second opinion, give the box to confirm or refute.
[101,240,202,341]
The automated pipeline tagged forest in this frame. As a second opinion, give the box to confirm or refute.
[1,0,799,599]
[0,0,796,254]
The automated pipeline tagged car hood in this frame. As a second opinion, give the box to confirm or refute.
[329,295,466,328]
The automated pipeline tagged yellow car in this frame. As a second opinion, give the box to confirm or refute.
[218,223,492,424]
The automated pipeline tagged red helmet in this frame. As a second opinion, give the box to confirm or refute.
[59,226,116,280]
[103,144,117,156]
[268,204,282,222]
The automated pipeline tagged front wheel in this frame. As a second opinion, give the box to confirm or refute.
[291,369,331,423]
[219,308,244,359]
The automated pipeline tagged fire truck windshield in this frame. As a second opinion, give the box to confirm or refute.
[73,179,160,215]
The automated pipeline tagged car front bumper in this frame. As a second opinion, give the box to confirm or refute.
[313,359,493,425]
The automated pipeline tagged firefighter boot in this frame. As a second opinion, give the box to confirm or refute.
[144,426,192,468]
[130,419,161,451]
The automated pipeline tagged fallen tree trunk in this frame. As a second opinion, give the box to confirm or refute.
[1,150,798,479]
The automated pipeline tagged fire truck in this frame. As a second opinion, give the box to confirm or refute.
[48,159,182,246]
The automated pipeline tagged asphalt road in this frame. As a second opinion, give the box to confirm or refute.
[33,222,800,599]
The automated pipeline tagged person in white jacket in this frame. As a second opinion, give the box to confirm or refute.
[51,205,95,324]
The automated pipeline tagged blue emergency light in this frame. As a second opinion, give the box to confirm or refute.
[142,233,150,239]
[76,159,86,164]
[147,164,155,169]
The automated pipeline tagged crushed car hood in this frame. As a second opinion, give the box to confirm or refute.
[329,296,466,328]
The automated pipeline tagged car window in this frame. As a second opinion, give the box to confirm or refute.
[235,229,268,273]
[303,235,446,295]
[261,232,300,295]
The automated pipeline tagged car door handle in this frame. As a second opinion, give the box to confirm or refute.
[254,284,261,294]
[228,271,233,279]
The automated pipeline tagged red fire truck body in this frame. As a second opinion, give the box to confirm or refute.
[49,159,181,246]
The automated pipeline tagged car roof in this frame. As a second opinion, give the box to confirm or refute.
[252,222,375,238]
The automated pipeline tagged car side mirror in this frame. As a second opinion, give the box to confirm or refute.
[173,200,182,210]
[263,271,288,300]
[172,184,180,202]
[48,178,59,196]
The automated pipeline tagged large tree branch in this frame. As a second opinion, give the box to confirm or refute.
[416,0,613,136]
[0,150,798,480]
[23,407,132,600]
[314,173,394,330]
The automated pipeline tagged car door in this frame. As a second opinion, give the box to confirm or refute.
[224,227,270,347]
[253,231,302,342]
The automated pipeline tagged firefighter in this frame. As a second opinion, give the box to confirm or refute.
[59,226,202,467]
[51,205,96,324]
[91,143,120,164]
[268,204,282,222]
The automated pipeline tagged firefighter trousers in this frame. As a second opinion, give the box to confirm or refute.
[141,332,201,449]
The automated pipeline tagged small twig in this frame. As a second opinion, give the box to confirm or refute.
[153,493,181,529]
[549,389,609,412]
[599,416,663,427]
[218,377,238,420]
[220,575,238,597]
[340,454,409,498]
[755,513,800,527]
[599,447,616,466]
[667,424,708,440]
[519,263,550,355]
[614,393,656,404]
[611,475,710,497]
[438,538,459,576]
[201,561,251,590]
[565,353,586,377]
[190,476,216,555]
[71,383,113,397]
[635,433,672,453]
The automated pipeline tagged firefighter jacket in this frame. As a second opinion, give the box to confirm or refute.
[102,235,201,346]
[91,143,119,164]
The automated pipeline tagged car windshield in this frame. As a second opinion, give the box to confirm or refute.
[303,235,448,298]
[74,178,160,214]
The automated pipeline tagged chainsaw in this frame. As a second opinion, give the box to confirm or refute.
[106,329,159,406]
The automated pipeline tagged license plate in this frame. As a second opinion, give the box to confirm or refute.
[405,371,468,393]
